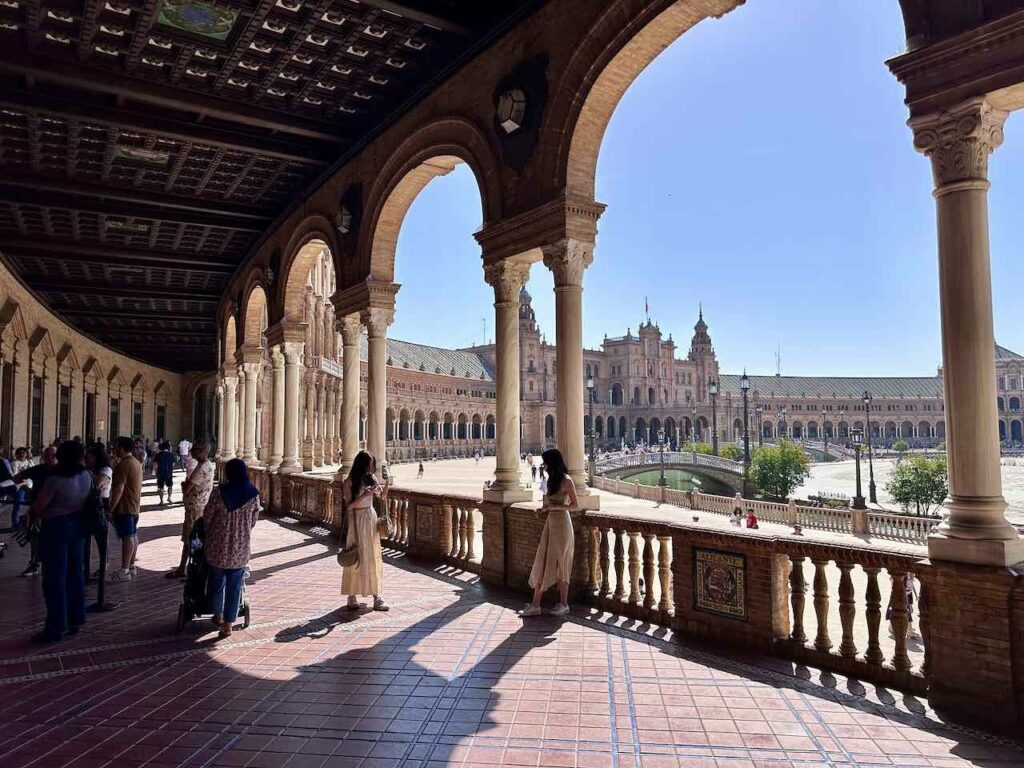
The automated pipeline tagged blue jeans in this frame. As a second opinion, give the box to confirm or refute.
[40,515,86,638]
[209,566,244,623]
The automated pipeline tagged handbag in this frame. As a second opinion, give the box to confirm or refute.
[376,512,394,539]
[80,479,106,536]
[336,491,359,568]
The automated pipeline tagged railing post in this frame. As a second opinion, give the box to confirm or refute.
[586,524,600,595]
[612,529,626,601]
[642,533,657,612]
[789,556,807,645]
[788,498,797,526]
[890,572,912,673]
[657,535,672,617]
[457,507,468,560]
[863,566,884,666]
[837,563,857,659]
[812,559,832,652]
[465,507,476,562]
[627,531,641,605]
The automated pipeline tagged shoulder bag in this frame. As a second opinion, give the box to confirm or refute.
[336,486,359,568]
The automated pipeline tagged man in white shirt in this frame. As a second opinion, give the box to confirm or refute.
[167,441,214,578]
[177,437,192,471]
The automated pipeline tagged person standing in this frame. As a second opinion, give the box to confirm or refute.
[520,448,578,618]
[155,441,176,505]
[177,437,192,471]
[167,442,214,578]
[14,446,58,576]
[203,458,261,638]
[108,437,142,582]
[29,441,91,643]
[341,450,388,612]
[83,444,113,581]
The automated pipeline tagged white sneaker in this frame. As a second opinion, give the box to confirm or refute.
[129,566,138,577]
[519,604,542,618]
[108,569,132,583]
[548,603,570,617]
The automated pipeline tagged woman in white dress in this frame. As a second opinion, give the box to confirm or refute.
[341,450,389,612]
[521,449,578,618]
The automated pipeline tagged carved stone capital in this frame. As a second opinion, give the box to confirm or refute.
[362,305,394,338]
[270,346,284,370]
[484,259,532,305]
[242,361,262,378]
[339,313,362,346]
[542,238,594,288]
[910,98,1008,190]
[281,341,304,365]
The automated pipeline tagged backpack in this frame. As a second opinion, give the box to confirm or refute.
[81,479,107,536]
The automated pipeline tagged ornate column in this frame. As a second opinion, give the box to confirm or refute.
[911,98,1023,566]
[331,380,341,460]
[325,379,336,464]
[483,258,533,502]
[241,358,261,464]
[314,376,326,466]
[234,367,245,457]
[337,314,362,477]
[302,373,316,471]
[363,306,393,462]
[268,347,285,471]
[543,239,599,509]
[221,373,238,460]
[280,341,304,474]
[215,384,225,455]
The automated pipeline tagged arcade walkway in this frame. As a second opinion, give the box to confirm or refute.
[1,476,1022,768]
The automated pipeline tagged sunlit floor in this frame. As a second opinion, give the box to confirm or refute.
[1,472,1022,768]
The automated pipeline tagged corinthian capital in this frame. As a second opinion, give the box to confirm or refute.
[362,305,394,337]
[910,98,1008,190]
[338,313,362,346]
[484,259,532,304]
[542,239,594,288]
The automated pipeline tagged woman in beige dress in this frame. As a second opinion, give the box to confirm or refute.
[521,448,578,618]
[341,450,389,612]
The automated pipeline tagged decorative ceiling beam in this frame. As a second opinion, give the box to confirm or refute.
[57,308,217,323]
[0,90,336,166]
[0,55,347,143]
[358,0,473,35]
[0,239,237,273]
[38,282,221,302]
[0,185,266,231]
[0,175,276,222]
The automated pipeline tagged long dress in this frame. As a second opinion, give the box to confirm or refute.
[528,490,574,592]
[341,482,384,597]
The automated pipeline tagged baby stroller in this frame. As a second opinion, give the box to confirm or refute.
[175,517,250,633]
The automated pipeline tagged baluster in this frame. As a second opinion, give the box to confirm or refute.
[642,533,657,611]
[812,559,832,652]
[586,525,600,594]
[598,528,610,602]
[447,504,459,558]
[627,532,641,604]
[457,507,468,560]
[863,566,884,665]
[398,499,407,543]
[657,535,672,615]
[890,571,912,672]
[837,563,857,659]
[919,576,930,678]
[465,508,476,561]
[612,529,626,601]
[789,556,807,645]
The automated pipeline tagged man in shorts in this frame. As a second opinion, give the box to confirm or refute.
[108,436,142,582]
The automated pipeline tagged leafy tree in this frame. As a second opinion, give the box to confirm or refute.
[936,441,946,452]
[682,441,714,455]
[892,440,909,455]
[719,443,743,461]
[886,454,948,516]
[747,440,811,501]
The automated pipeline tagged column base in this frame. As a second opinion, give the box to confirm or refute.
[574,489,601,511]
[267,457,282,473]
[927,530,1024,567]
[483,486,533,504]
[279,460,302,475]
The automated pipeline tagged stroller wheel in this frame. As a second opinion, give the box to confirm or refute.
[175,604,188,634]
[242,602,251,629]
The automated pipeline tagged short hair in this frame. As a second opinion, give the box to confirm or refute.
[159,441,171,451]
[116,436,134,453]
[191,441,208,454]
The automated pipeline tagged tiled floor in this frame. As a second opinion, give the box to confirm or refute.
[0,473,1021,768]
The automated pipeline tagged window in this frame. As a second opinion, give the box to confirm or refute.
[0,361,12,448]
[58,384,70,440]
[30,376,43,452]
[156,405,166,440]
[132,401,143,436]
[109,397,121,440]
[85,392,96,443]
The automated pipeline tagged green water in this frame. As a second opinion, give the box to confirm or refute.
[626,468,732,495]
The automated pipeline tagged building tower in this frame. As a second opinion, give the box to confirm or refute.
[688,307,719,403]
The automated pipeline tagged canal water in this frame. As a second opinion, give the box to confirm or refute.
[624,468,734,496]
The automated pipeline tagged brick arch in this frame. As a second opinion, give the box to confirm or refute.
[223,315,237,366]
[239,280,269,349]
[357,117,501,283]
[279,215,340,323]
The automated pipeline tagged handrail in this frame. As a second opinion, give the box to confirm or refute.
[595,450,745,475]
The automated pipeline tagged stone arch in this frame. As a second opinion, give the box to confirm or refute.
[281,233,336,324]
[618,416,627,441]
[1012,420,1023,443]
[634,417,646,443]
[486,414,496,440]
[223,315,238,367]
[900,420,914,438]
[918,420,932,438]
[732,417,743,440]
[399,408,411,441]
[545,413,555,440]
[472,413,483,440]
[359,118,501,283]
[385,406,396,441]
[936,420,946,438]
[240,280,269,349]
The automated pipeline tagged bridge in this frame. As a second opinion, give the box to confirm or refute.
[595,450,747,492]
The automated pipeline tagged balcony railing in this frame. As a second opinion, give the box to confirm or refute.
[595,450,745,474]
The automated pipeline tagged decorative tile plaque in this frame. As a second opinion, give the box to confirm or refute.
[693,548,747,620]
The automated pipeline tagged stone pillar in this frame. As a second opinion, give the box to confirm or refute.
[543,239,598,509]
[222,375,238,460]
[280,342,304,474]
[215,384,224,456]
[331,380,342,459]
[234,369,244,457]
[338,314,362,477]
[325,380,337,465]
[41,358,57,444]
[317,377,329,465]
[363,307,393,463]
[302,374,315,471]
[241,361,261,464]
[268,347,285,471]
[911,98,1024,566]
[483,259,533,503]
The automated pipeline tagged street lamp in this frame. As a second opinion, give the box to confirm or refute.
[587,375,596,485]
[691,404,698,445]
[778,405,788,440]
[709,377,719,455]
[658,427,667,487]
[741,371,751,496]
[863,390,877,504]
[755,405,763,448]
[851,428,866,509]
[821,408,829,459]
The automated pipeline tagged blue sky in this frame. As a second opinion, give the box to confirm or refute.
[392,0,1023,377]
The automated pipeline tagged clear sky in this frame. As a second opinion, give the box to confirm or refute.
[392,0,1024,377]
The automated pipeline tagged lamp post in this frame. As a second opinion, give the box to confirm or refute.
[709,377,719,455]
[741,371,751,496]
[851,428,866,510]
[838,407,845,441]
[755,405,763,448]
[658,427,667,487]
[821,408,829,459]
[778,405,787,440]
[691,404,698,445]
[587,375,596,485]
[863,390,877,504]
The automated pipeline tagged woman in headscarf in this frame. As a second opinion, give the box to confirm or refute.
[341,450,388,612]
[202,458,261,638]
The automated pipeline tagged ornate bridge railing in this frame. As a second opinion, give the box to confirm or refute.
[595,451,745,475]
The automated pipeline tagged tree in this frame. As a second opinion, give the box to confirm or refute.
[936,441,946,452]
[719,443,743,461]
[682,441,714,455]
[747,440,811,501]
[886,454,948,516]
[892,439,909,456]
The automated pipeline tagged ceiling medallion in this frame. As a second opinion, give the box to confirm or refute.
[157,0,238,42]
[496,89,527,134]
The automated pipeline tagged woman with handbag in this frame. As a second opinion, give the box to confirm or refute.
[341,450,389,612]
